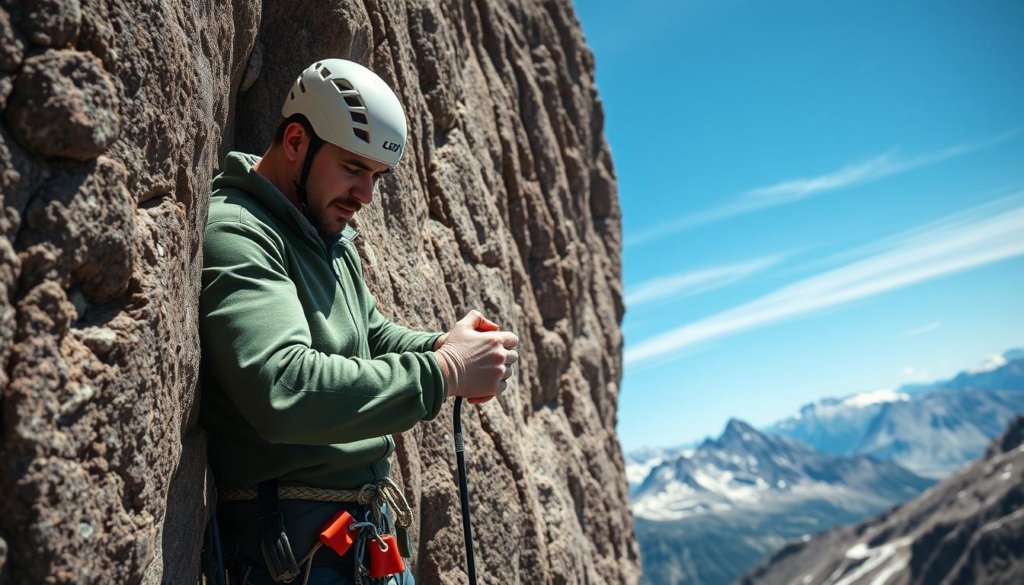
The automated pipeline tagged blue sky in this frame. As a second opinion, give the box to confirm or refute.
[574,0,1024,451]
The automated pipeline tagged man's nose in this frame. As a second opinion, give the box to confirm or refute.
[351,174,375,205]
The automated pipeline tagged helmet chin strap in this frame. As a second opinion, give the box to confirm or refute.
[293,132,325,215]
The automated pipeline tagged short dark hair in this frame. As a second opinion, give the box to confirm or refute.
[272,113,316,145]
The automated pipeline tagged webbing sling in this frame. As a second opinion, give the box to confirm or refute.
[257,479,302,582]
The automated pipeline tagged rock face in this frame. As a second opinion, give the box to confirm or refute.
[740,416,1024,585]
[1,1,636,584]
[0,0,260,583]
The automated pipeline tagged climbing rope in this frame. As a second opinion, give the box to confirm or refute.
[453,397,478,585]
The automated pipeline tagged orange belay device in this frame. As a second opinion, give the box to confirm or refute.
[369,534,406,577]
[319,510,357,556]
[317,509,406,577]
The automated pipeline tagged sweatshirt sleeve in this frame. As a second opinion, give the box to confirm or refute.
[200,219,447,445]
[367,300,443,356]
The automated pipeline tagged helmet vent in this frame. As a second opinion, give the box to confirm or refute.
[319,67,332,79]
[299,79,306,93]
[353,128,370,143]
[350,111,368,124]
[290,91,295,100]
[333,79,354,91]
[344,95,363,108]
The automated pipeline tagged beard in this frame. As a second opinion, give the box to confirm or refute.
[306,198,357,239]
[309,208,346,239]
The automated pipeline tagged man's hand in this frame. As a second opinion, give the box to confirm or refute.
[434,310,519,404]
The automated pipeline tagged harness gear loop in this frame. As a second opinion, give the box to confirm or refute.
[351,519,404,585]
[299,520,383,585]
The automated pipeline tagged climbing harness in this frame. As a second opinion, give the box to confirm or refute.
[219,478,413,584]
[453,397,479,585]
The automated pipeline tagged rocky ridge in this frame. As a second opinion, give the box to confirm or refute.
[0,1,636,583]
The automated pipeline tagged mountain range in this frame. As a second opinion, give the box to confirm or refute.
[633,420,932,585]
[629,348,1024,585]
[767,349,1024,478]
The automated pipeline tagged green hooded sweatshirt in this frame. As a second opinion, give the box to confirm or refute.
[199,151,446,490]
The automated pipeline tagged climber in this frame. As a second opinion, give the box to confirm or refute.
[198,58,519,584]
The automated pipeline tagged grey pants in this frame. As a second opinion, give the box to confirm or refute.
[217,499,415,585]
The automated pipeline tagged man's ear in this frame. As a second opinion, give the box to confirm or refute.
[282,122,307,163]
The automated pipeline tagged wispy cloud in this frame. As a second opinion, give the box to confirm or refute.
[626,128,1023,248]
[625,254,786,307]
[741,130,1014,203]
[625,194,1024,366]
[901,321,943,338]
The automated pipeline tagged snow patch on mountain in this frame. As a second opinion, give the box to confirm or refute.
[839,388,910,408]
[626,447,694,491]
[969,354,1008,373]
[836,537,914,585]
[626,456,664,487]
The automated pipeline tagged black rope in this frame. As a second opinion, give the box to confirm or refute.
[453,397,478,585]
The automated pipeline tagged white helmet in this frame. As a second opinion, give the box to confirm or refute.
[282,59,407,167]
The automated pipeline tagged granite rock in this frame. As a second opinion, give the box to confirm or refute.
[6,49,119,161]
[17,0,82,48]
[0,0,260,582]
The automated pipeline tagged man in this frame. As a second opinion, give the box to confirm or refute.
[199,58,519,584]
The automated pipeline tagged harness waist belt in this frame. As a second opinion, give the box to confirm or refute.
[218,478,414,530]
[219,485,363,503]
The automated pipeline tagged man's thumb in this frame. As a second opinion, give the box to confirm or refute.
[476,315,500,332]
[460,310,500,332]
[459,310,484,328]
